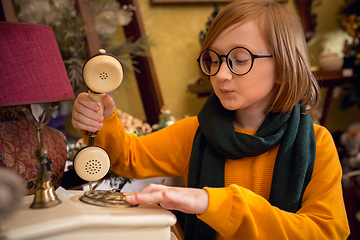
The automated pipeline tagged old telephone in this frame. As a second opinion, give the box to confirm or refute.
[73,49,135,207]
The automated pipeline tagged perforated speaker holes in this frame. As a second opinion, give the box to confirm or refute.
[85,159,102,175]
[100,72,108,80]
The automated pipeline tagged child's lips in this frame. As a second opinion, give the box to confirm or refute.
[221,88,233,94]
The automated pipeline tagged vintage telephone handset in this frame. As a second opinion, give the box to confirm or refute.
[73,49,134,207]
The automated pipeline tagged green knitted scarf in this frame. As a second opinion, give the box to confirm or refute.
[184,93,316,240]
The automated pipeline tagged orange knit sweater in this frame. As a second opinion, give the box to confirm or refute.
[83,110,349,239]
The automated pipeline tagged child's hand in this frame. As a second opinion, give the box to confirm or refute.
[125,184,209,215]
[71,92,115,132]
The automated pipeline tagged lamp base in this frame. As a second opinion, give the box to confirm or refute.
[30,171,62,209]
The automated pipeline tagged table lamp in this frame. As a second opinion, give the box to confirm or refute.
[0,22,75,209]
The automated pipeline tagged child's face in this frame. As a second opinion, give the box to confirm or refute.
[209,20,278,115]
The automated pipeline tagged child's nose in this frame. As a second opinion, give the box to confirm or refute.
[216,60,233,81]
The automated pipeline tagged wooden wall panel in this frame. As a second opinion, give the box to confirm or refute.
[119,0,164,124]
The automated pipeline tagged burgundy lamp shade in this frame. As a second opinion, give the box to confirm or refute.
[0,22,74,106]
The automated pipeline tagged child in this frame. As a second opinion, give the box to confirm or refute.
[71,0,350,239]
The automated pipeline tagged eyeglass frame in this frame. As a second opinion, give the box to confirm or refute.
[197,46,273,76]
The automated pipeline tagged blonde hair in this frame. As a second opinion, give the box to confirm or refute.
[201,0,320,114]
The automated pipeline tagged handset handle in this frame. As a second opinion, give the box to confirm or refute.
[86,90,106,144]
[88,90,106,116]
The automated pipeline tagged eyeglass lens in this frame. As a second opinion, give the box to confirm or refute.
[199,48,253,76]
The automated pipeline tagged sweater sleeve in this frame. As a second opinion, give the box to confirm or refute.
[81,110,199,179]
[198,125,350,239]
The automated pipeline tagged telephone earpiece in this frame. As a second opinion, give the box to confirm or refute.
[82,52,123,94]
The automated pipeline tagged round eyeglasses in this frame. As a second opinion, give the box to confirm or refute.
[197,47,273,76]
